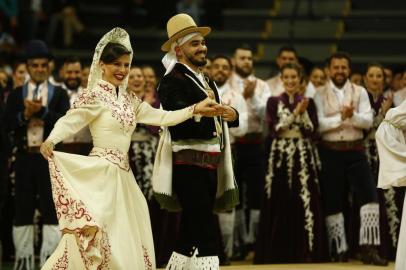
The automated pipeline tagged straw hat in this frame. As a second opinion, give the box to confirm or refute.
[161,13,211,52]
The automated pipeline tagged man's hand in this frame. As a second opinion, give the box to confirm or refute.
[194,98,222,117]
[218,105,238,122]
[341,106,354,120]
[40,141,55,159]
[24,99,43,119]
[243,79,257,99]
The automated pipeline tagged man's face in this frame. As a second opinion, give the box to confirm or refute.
[211,58,231,87]
[27,58,49,84]
[276,51,297,69]
[63,62,82,90]
[179,35,207,67]
[329,58,350,88]
[233,49,253,78]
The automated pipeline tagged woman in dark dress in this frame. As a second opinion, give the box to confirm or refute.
[255,63,326,263]
[363,63,404,260]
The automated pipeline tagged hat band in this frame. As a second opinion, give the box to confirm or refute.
[168,25,198,39]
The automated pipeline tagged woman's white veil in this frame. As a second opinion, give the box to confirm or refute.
[86,27,133,92]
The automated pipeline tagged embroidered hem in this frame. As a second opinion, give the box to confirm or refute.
[49,158,111,269]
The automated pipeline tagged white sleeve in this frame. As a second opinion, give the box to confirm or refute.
[314,92,343,133]
[251,83,271,120]
[349,88,373,129]
[229,94,248,137]
[135,101,194,127]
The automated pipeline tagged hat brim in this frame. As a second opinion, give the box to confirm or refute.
[161,26,211,52]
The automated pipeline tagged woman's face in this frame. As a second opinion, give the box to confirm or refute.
[310,68,326,88]
[364,66,384,93]
[128,68,145,94]
[100,54,131,87]
[282,68,300,95]
[13,63,27,88]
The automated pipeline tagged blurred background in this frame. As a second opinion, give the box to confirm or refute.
[1,0,406,79]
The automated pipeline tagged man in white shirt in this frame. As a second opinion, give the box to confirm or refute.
[266,46,299,97]
[314,52,387,265]
[227,45,270,257]
[211,55,248,262]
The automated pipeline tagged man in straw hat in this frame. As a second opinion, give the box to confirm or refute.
[152,13,240,269]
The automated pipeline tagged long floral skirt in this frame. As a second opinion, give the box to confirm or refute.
[254,138,327,263]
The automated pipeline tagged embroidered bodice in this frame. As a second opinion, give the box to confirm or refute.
[48,79,195,169]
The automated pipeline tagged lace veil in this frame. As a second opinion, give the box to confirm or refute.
[86,27,133,92]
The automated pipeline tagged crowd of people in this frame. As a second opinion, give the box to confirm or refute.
[1,18,406,270]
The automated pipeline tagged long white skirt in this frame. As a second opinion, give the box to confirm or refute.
[41,151,155,270]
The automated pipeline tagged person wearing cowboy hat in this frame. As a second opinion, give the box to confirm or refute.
[152,13,240,269]
[3,40,70,269]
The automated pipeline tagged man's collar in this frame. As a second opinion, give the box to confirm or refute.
[329,79,350,91]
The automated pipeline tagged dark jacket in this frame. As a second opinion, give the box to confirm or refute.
[4,82,70,151]
[158,63,238,142]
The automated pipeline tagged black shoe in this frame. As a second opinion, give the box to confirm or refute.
[331,251,349,262]
[361,246,388,266]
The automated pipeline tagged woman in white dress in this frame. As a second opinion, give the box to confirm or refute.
[375,98,406,270]
[39,27,220,270]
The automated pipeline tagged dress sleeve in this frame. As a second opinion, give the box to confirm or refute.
[135,101,195,127]
[46,92,101,144]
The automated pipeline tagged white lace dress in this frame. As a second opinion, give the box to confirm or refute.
[41,79,194,270]
[375,99,406,270]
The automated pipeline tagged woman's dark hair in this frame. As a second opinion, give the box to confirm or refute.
[280,62,303,78]
[100,42,131,64]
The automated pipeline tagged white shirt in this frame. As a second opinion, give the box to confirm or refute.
[26,80,49,146]
[218,83,248,142]
[314,80,373,140]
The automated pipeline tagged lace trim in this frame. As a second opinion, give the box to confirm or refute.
[49,158,112,269]
[359,203,381,246]
[326,213,348,254]
[89,147,130,171]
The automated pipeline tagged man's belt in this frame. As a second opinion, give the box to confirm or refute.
[235,133,263,144]
[173,149,221,170]
[321,140,364,151]
[26,146,41,154]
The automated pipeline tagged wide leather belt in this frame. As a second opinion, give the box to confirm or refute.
[173,149,221,170]
[321,139,364,151]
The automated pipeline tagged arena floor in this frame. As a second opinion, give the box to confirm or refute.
[2,261,395,269]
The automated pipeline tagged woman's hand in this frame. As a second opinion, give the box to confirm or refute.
[293,98,309,116]
[40,141,55,160]
[194,98,222,117]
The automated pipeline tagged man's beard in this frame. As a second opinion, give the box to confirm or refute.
[331,75,348,88]
[185,53,207,67]
[64,78,81,90]
[213,74,227,87]
[235,65,252,78]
